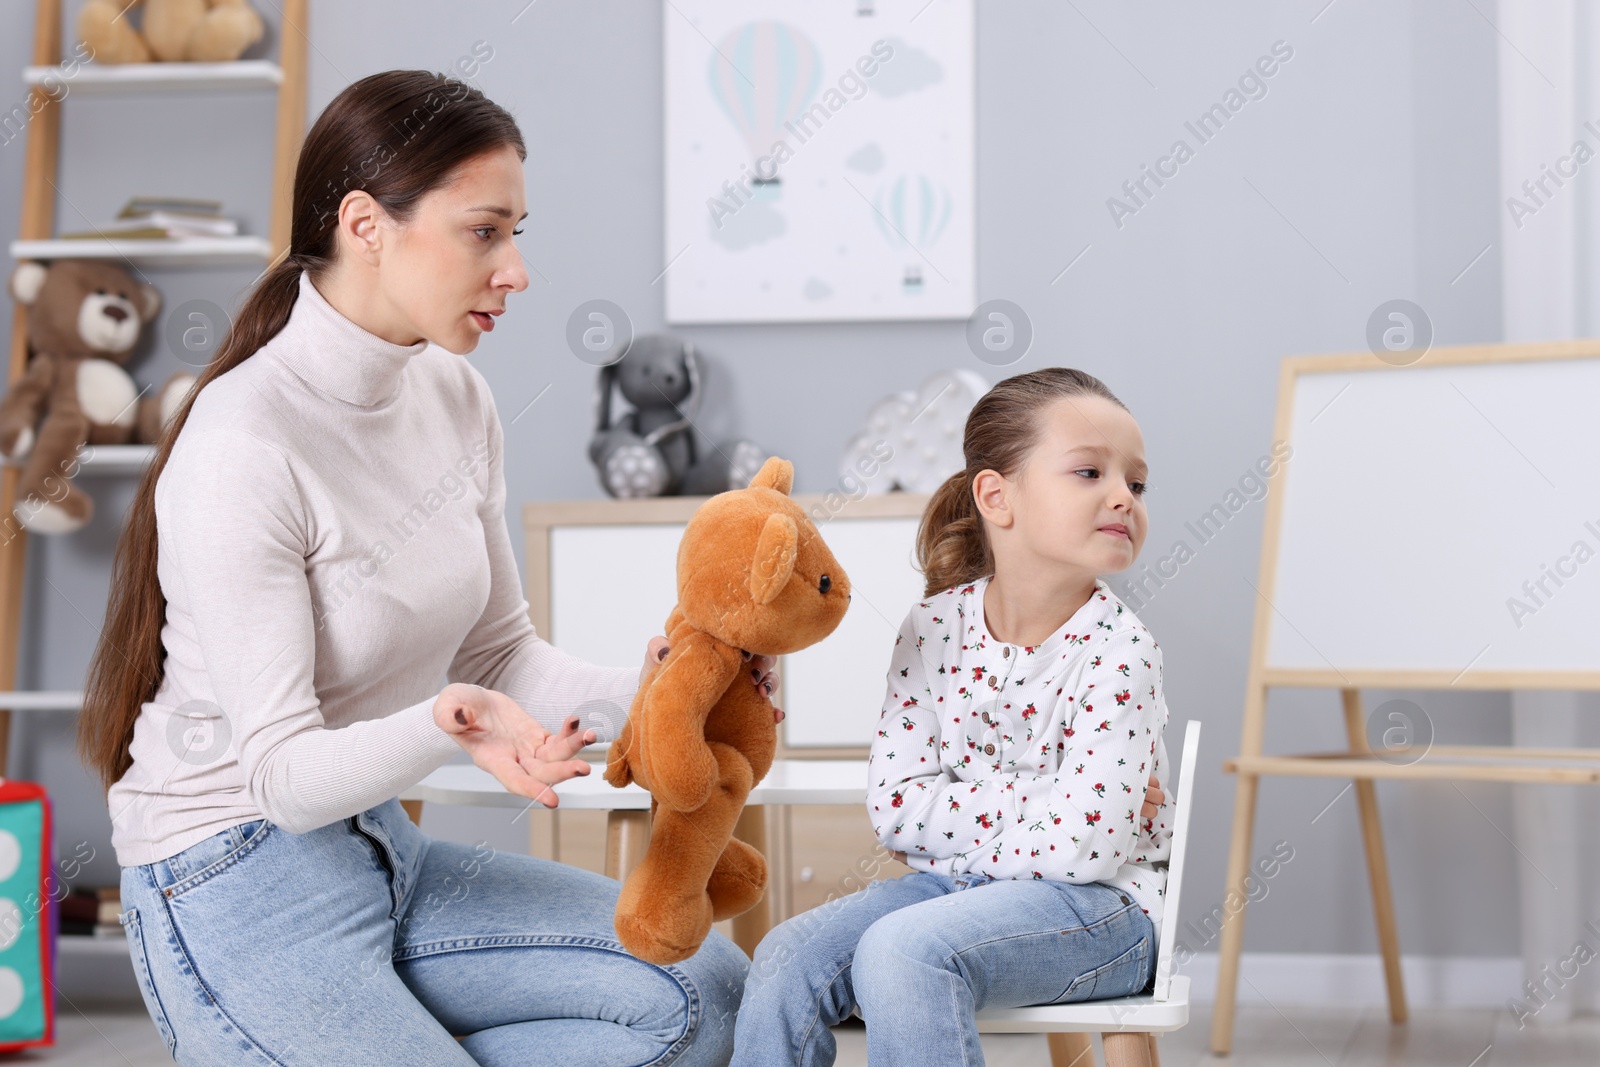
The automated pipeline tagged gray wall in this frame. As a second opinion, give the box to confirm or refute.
[0,0,1515,988]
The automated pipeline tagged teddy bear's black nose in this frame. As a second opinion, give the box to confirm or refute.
[818,574,831,594]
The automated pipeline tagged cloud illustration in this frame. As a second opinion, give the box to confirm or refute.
[873,38,944,98]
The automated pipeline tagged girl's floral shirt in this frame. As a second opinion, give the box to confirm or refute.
[867,574,1175,941]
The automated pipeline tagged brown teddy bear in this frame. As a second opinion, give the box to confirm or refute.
[77,0,265,65]
[605,456,851,965]
[2,260,197,534]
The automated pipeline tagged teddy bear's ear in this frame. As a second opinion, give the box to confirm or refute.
[134,279,161,322]
[749,513,798,605]
[9,263,47,306]
[748,456,793,495]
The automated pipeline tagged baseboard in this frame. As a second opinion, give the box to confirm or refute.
[1180,952,1522,1009]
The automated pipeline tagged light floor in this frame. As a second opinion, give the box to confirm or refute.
[14,1000,1598,1065]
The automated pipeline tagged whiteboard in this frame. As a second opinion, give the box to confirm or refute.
[1267,355,1600,675]
[548,515,926,747]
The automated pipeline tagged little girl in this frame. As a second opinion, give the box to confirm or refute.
[731,368,1175,1066]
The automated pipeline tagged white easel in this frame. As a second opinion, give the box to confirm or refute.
[1210,341,1600,1054]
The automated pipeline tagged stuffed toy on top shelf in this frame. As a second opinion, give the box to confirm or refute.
[77,0,265,65]
[2,260,197,534]
[605,456,852,965]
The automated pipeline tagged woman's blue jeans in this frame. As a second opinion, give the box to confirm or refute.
[118,797,747,1066]
[730,870,1155,1067]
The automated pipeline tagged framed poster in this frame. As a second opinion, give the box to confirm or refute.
[664,0,976,324]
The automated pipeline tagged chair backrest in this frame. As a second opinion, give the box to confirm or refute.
[1151,718,1201,1001]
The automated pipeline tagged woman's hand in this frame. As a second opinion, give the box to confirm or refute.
[1142,773,1165,820]
[434,683,595,808]
[639,637,785,724]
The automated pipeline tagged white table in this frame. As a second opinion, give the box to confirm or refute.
[400,759,869,953]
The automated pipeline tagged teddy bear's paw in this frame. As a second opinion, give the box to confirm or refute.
[160,374,197,425]
[15,498,89,536]
[615,900,713,967]
[1,427,34,462]
[602,755,634,788]
[75,0,154,65]
[707,839,768,921]
[186,3,266,62]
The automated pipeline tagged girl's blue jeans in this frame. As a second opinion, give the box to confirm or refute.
[730,870,1155,1067]
[117,796,748,1066]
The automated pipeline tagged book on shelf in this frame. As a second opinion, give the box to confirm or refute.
[58,886,121,926]
[57,195,241,241]
[119,196,223,216]
[59,920,124,939]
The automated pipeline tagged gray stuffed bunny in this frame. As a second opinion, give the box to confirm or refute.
[587,334,769,498]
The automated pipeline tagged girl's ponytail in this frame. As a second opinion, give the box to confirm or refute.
[915,468,988,598]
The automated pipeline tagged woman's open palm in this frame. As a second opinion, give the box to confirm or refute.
[434,683,595,807]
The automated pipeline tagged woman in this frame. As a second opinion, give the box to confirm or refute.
[78,69,762,1066]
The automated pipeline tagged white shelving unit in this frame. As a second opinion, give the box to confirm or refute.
[57,932,126,954]
[3,445,155,477]
[23,58,283,94]
[0,691,80,712]
[7,0,310,969]
[10,236,274,268]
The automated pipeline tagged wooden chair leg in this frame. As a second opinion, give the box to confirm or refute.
[604,809,650,881]
[729,805,770,958]
[1146,1032,1161,1067]
[401,799,424,827]
[1341,688,1409,1024]
[1101,1032,1152,1067]
[1046,1031,1096,1067]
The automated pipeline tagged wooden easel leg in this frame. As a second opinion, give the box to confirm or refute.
[1100,1032,1152,1067]
[604,809,650,881]
[1046,1032,1095,1067]
[1341,688,1409,1024]
[1211,679,1271,1056]
[1209,772,1259,1056]
[400,799,424,827]
[729,804,770,957]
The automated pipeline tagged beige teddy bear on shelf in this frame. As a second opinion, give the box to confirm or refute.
[1,260,198,534]
[77,0,265,65]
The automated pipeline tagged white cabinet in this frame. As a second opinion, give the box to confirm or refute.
[528,493,931,752]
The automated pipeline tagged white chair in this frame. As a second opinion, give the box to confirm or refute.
[974,718,1201,1067]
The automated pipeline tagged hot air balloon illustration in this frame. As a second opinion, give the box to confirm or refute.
[872,173,953,250]
[872,173,953,290]
[707,21,823,186]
